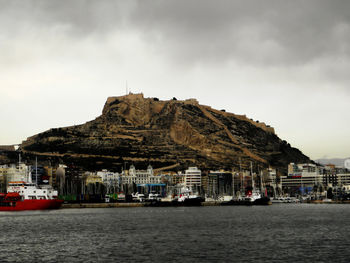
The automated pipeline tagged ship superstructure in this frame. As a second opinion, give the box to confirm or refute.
[0,181,63,211]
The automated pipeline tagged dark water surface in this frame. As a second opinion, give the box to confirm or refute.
[1,204,350,262]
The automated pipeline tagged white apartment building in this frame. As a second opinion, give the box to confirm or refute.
[334,174,350,186]
[184,167,201,189]
[282,163,323,189]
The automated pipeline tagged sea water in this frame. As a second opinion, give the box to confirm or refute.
[1,204,350,262]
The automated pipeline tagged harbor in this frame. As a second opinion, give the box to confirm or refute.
[2,1,350,262]
[60,199,350,209]
[2,158,350,211]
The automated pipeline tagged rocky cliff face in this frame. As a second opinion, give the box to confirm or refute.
[21,93,310,172]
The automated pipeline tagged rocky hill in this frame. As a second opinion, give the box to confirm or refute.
[21,93,310,173]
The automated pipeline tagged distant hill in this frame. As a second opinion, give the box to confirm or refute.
[20,93,310,173]
[0,145,15,151]
[315,158,350,167]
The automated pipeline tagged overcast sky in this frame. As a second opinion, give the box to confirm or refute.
[1,0,349,160]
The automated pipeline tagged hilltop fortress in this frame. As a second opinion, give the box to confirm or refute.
[21,93,308,172]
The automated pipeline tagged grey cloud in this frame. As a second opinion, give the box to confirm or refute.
[0,0,349,157]
[129,0,350,66]
[0,0,129,37]
[1,0,350,66]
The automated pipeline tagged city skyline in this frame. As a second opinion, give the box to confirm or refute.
[1,0,350,160]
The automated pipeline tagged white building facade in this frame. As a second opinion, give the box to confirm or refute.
[0,163,32,183]
[120,165,162,185]
[184,167,201,189]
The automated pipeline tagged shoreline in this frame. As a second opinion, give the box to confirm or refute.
[61,200,350,208]
[61,201,223,209]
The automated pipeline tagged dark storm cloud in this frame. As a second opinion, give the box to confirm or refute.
[0,0,128,36]
[129,0,350,66]
[1,0,349,66]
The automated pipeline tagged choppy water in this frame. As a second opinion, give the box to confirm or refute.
[1,204,350,262]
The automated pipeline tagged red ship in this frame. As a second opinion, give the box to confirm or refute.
[0,181,63,211]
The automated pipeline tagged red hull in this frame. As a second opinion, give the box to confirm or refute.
[0,199,64,211]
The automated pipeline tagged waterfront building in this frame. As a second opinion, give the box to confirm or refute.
[85,172,103,184]
[121,165,162,185]
[262,168,282,196]
[0,163,31,182]
[264,168,277,186]
[44,166,55,187]
[283,163,323,195]
[207,170,233,198]
[287,163,323,176]
[82,171,105,199]
[2,163,56,187]
[97,169,120,194]
[201,172,209,194]
[97,169,120,184]
[31,165,46,185]
[157,171,176,185]
[55,165,86,197]
[322,164,349,186]
[120,165,164,195]
[184,167,201,189]
[334,173,350,186]
[171,172,186,186]
[0,165,8,192]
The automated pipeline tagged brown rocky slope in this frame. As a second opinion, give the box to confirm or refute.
[21,93,310,173]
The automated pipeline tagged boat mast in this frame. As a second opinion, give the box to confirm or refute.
[250,161,254,189]
[260,169,263,196]
[232,167,235,198]
[239,158,243,194]
[35,156,38,185]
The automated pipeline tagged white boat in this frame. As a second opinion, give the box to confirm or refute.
[177,187,204,205]
[148,191,161,201]
[132,192,146,202]
[244,189,262,202]
[271,196,300,203]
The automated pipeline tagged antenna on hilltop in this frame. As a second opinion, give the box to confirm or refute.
[125,80,131,95]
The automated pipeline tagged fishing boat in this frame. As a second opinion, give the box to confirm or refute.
[177,187,204,206]
[0,181,63,211]
[223,164,271,206]
[144,187,204,207]
[224,188,271,206]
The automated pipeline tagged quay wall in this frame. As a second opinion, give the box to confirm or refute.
[61,200,350,208]
[62,203,144,208]
[61,202,223,208]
